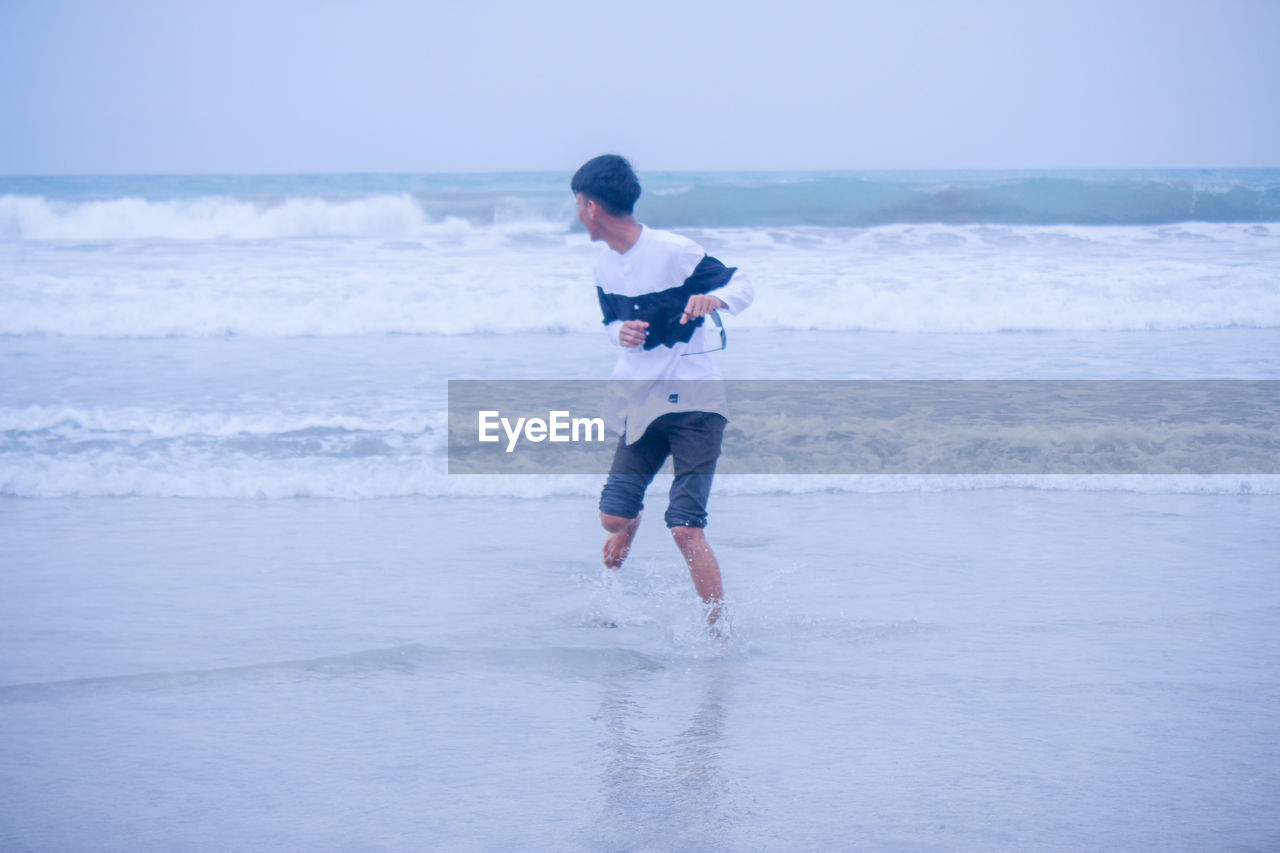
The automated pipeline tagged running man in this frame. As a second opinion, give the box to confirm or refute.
[571,154,754,631]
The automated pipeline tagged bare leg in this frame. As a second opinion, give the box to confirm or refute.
[671,526,726,630]
[600,512,641,570]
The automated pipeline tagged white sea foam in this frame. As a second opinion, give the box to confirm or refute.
[3,221,1277,336]
[0,405,441,439]
[3,403,1273,498]
[712,223,1280,333]
[0,194,437,241]
[3,454,1275,500]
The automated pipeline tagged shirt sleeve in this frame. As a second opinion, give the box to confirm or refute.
[711,270,754,316]
[604,319,623,346]
[676,239,753,316]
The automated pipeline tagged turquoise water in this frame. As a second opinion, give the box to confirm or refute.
[4,169,1279,226]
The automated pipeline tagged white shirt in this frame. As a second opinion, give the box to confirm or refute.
[593,225,754,442]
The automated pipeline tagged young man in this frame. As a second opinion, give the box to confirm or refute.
[571,154,754,631]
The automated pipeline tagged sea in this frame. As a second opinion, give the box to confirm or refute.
[2,170,1278,850]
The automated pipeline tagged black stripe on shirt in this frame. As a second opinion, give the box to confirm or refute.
[597,255,737,351]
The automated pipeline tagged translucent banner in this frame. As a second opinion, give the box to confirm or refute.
[447,380,1280,475]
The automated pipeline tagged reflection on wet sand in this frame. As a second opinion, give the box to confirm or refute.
[593,662,743,849]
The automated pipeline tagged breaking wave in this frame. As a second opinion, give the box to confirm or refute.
[2,404,1276,499]
[3,169,1279,240]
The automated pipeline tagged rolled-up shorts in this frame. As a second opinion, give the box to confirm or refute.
[598,411,727,529]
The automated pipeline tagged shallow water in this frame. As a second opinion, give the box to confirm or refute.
[1,490,1277,850]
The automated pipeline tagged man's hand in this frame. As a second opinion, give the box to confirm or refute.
[680,295,728,324]
[618,320,649,348]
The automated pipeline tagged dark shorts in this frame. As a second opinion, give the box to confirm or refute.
[598,411,727,529]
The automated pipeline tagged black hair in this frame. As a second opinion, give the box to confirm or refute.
[571,154,641,216]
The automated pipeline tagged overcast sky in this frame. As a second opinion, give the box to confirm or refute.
[1,0,1276,174]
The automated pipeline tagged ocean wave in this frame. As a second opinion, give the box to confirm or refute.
[0,194,435,241]
[0,192,577,242]
[0,405,442,438]
[4,220,1276,336]
[4,171,1280,240]
[642,176,1280,228]
[4,402,1276,499]
[2,455,1275,500]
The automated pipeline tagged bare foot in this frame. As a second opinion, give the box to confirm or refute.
[707,600,726,628]
[603,515,640,570]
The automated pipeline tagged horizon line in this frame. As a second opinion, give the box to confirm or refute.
[2,165,1279,179]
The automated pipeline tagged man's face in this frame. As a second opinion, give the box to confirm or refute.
[575,193,600,241]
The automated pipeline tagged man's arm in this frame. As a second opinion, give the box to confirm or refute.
[709,270,753,316]
[680,271,754,323]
